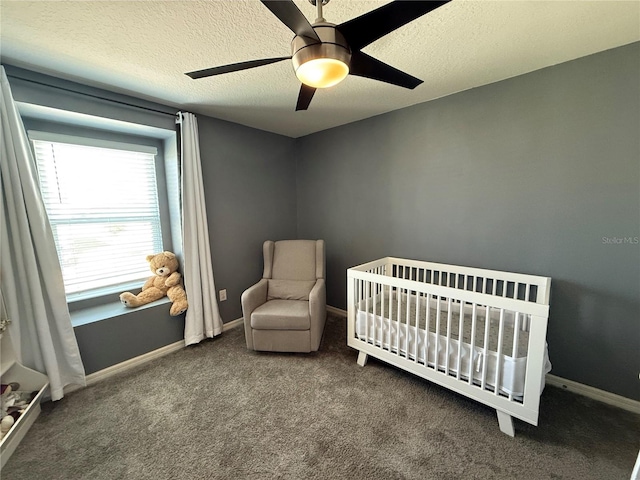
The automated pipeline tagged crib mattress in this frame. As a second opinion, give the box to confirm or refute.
[355,293,550,397]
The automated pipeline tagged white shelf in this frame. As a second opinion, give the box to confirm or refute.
[0,331,49,468]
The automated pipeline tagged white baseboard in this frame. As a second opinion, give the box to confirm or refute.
[327,305,347,317]
[64,318,244,395]
[545,374,640,414]
[223,317,244,330]
[63,339,184,395]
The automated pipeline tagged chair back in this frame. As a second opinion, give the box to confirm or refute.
[263,240,325,281]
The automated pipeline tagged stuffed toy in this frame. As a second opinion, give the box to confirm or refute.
[120,251,188,316]
[1,382,32,440]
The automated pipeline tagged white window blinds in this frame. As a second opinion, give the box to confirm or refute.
[31,132,163,297]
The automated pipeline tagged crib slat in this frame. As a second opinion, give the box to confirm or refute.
[512,313,521,359]
[388,284,393,353]
[424,293,431,368]
[435,297,441,372]
[456,300,464,380]
[445,297,452,374]
[380,282,385,348]
[509,312,522,402]
[414,292,420,363]
[495,308,505,396]
[365,280,370,343]
[481,305,491,391]
[469,303,477,386]
[405,288,411,358]
[372,277,378,347]
[355,278,360,341]
[396,286,401,355]
[524,284,531,331]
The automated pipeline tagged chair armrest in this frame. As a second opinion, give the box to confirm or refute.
[309,279,326,350]
[241,279,268,350]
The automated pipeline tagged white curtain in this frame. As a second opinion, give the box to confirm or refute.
[0,66,85,400]
[178,112,223,345]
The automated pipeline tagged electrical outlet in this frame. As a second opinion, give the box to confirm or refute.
[219,289,227,302]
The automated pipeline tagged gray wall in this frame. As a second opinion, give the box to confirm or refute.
[296,43,640,400]
[73,303,184,374]
[197,115,297,322]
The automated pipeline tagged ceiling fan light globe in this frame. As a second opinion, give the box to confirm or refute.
[291,24,351,89]
[296,58,349,89]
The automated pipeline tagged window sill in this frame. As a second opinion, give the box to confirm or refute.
[70,297,172,327]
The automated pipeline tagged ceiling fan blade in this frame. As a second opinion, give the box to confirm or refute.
[260,0,321,43]
[349,51,423,90]
[337,0,450,51]
[186,57,291,80]
[295,84,316,111]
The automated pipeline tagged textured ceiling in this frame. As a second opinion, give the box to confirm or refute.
[1,1,639,138]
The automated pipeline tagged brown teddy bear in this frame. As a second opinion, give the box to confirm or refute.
[120,251,188,316]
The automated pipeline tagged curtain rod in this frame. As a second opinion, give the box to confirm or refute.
[8,73,178,118]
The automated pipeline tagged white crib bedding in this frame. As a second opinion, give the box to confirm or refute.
[359,293,530,356]
[355,293,551,397]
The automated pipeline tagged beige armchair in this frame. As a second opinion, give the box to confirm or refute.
[241,240,326,352]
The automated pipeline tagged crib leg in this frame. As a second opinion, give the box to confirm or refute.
[357,351,368,367]
[496,410,515,437]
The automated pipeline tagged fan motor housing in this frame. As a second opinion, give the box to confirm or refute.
[291,23,351,73]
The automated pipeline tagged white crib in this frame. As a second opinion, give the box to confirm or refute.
[347,257,551,436]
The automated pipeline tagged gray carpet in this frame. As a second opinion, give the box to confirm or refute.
[2,313,639,480]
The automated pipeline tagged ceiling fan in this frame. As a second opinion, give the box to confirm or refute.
[186,0,450,111]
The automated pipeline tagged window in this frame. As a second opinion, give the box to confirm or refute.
[31,131,165,299]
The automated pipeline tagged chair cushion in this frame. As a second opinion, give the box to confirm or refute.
[271,240,317,280]
[251,300,310,330]
[267,279,315,301]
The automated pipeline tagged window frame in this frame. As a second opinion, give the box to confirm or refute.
[27,126,175,309]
